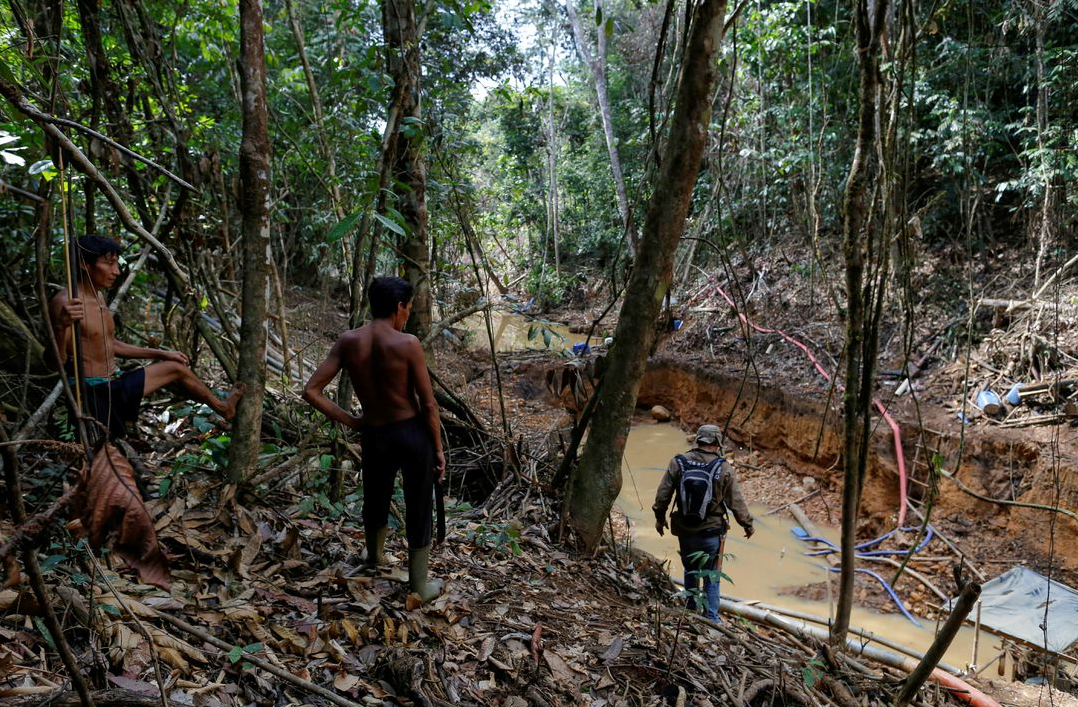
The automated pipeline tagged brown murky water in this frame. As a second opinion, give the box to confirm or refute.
[463,313,590,353]
[617,423,1002,670]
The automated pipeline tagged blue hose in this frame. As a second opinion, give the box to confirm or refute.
[855,528,895,550]
[827,567,922,626]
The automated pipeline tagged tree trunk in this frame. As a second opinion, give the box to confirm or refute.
[227,0,271,483]
[383,0,432,344]
[563,0,638,257]
[568,0,729,550]
[831,0,889,647]
[284,0,344,221]
[546,35,561,279]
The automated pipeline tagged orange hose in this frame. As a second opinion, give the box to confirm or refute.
[928,667,1002,707]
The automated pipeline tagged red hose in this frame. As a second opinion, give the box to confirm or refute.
[709,285,908,524]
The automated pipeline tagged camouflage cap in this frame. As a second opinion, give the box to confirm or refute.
[695,424,721,445]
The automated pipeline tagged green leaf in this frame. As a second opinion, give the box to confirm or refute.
[244,642,263,653]
[327,210,364,243]
[159,477,173,496]
[605,17,614,37]
[39,554,66,573]
[228,645,243,663]
[33,617,55,649]
[101,603,123,617]
[595,6,602,25]
[373,212,406,236]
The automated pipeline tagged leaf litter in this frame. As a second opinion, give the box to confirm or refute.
[0,350,1036,707]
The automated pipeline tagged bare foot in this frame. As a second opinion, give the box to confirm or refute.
[221,383,247,420]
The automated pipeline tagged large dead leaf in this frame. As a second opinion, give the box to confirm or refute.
[74,443,171,589]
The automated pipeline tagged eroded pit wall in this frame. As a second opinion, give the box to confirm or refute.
[637,357,1078,578]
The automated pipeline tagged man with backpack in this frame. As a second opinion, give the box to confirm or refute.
[653,424,755,622]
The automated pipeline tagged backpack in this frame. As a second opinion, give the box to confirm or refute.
[674,455,725,523]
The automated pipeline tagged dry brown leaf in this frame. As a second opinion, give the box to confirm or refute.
[339,618,361,646]
[269,623,308,653]
[0,589,19,610]
[333,671,360,691]
[477,635,495,662]
[231,532,262,578]
[74,443,170,589]
[543,650,583,688]
[2,553,20,589]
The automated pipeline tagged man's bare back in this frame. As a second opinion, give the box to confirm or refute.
[341,322,423,427]
[303,286,444,477]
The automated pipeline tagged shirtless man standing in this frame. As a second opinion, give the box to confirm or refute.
[303,276,445,603]
[49,236,245,440]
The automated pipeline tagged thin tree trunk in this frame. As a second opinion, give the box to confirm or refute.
[568,0,730,550]
[563,0,638,257]
[546,36,561,279]
[284,0,343,221]
[227,0,271,483]
[1032,3,1052,290]
[383,0,432,344]
[831,0,889,647]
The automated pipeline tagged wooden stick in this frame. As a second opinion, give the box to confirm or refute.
[895,579,980,706]
[0,485,76,562]
[149,609,364,707]
[84,551,169,707]
[764,489,819,516]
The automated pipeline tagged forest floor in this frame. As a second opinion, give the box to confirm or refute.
[2,243,1077,706]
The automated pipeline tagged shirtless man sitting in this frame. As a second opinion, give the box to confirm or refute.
[303,276,445,603]
[49,236,245,440]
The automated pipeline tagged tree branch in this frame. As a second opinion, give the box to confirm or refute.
[40,114,195,191]
[0,77,189,284]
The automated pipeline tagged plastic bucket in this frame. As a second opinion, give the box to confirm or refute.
[976,390,1002,415]
[1005,383,1023,406]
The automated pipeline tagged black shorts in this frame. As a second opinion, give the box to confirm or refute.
[360,416,435,549]
[81,368,145,439]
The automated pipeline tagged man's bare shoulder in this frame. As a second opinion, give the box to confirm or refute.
[334,327,370,348]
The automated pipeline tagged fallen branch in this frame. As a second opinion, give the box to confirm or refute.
[763,489,819,516]
[149,609,365,707]
[0,485,76,563]
[0,690,156,707]
[938,466,1078,523]
[1032,251,1078,301]
[420,297,490,349]
[85,550,170,707]
[895,577,981,706]
[0,426,96,707]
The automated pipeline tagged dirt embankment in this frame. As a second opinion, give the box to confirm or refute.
[636,357,1078,584]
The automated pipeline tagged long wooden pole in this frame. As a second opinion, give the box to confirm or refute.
[58,152,83,414]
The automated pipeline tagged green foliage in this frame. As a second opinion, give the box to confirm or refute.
[463,519,523,556]
[801,657,826,688]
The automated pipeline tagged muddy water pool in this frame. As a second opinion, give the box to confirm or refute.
[462,312,592,353]
[617,423,1001,670]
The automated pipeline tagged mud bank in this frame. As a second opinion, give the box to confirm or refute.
[636,356,1078,580]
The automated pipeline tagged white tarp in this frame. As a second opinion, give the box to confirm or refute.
[956,566,1078,653]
